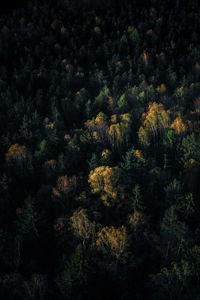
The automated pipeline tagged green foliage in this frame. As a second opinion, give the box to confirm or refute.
[127,26,140,48]
[94,86,110,110]
[160,206,188,258]
[57,246,91,299]
[152,260,192,300]
[181,134,200,168]
[165,179,182,204]
[118,93,129,111]
[1,1,200,299]
[34,139,48,160]
[131,184,143,212]
[16,196,39,238]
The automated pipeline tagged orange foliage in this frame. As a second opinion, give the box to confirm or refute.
[6,144,27,162]
[96,226,128,259]
[52,175,76,198]
[156,83,167,94]
[134,149,145,161]
[143,51,149,64]
[138,102,170,145]
[88,166,120,205]
[171,117,187,134]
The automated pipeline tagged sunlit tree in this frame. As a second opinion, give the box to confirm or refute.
[138,102,170,146]
[107,113,132,148]
[171,117,187,135]
[96,226,128,260]
[85,112,108,142]
[88,166,120,206]
[70,209,96,246]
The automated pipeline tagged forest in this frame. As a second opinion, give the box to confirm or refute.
[0,0,200,299]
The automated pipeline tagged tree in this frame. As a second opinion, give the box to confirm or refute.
[152,260,192,300]
[22,274,47,300]
[96,226,128,260]
[94,85,110,110]
[160,206,188,258]
[131,184,143,212]
[70,209,96,246]
[107,113,132,148]
[57,246,91,300]
[43,159,58,179]
[85,112,132,148]
[171,117,187,135]
[88,166,121,206]
[52,175,76,199]
[138,102,170,146]
[164,179,182,205]
[120,148,146,191]
[34,140,48,161]
[127,26,140,50]
[180,134,200,168]
[85,112,108,142]
[16,196,39,238]
[101,149,111,165]
[5,144,29,170]
[117,93,129,111]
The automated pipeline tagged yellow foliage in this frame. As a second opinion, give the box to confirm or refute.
[120,113,131,124]
[95,112,107,126]
[138,126,150,146]
[85,112,107,141]
[107,123,123,143]
[96,226,127,259]
[145,102,170,128]
[88,166,120,205]
[171,117,187,134]
[138,102,170,145]
[86,112,131,147]
[110,114,118,124]
[101,149,111,159]
[70,209,95,243]
[85,112,106,129]
[128,211,145,229]
[107,113,131,147]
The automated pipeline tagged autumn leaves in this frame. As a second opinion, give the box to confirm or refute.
[4,101,189,264]
[138,102,188,146]
[86,101,188,204]
[69,208,128,261]
[85,101,188,153]
[85,112,132,148]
